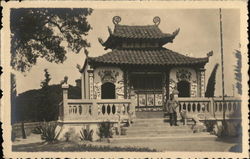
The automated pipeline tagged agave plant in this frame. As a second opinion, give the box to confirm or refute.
[80,128,93,141]
[39,122,61,143]
[32,125,43,134]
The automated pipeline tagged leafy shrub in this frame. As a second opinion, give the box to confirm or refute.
[98,121,113,139]
[204,120,216,132]
[32,125,43,134]
[38,122,60,143]
[79,128,93,141]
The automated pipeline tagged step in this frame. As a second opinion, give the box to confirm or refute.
[126,130,193,136]
[112,132,216,141]
[127,125,192,131]
[130,123,194,128]
[115,132,211,138]
[133,118,191,122]
[136,112,165,119]
[131,120,194,127]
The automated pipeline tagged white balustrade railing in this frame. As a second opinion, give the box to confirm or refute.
[213,98,241,119]
[178,97,211,114]
[61,84,241,122]
[178,97,242,120]
[96,99,131,120]
[60,99,132,122]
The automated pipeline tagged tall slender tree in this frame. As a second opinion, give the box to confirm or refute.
[40,69,51,89]
[234,50,242,95]
[38,69,52,121]
[205,63,219,97]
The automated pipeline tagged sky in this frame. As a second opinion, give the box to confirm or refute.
[14,9,240,97]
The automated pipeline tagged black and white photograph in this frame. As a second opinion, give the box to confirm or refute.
[1,1,249,158]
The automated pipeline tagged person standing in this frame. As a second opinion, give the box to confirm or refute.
[166,93,179,126]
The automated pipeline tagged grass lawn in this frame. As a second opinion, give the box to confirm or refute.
[12,140,157,152]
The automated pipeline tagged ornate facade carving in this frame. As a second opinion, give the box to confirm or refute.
[93,82,101,99]
[176,69,192,82]
[200,71,205,97]
[116,80,125,99]
[169,78,177,95]
[98,70,119,84]
[191,80,197,97]
[89,72,94,99]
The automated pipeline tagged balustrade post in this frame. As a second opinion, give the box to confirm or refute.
[209,98,215,117]
[62,84,69,121]
[92,101,98,120]
[130,89,136,118]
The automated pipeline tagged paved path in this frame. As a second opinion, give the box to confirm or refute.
[12,133,241,152]
[109,134,240,152]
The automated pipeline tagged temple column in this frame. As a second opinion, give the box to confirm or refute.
[164,69,170,101]
[162,71,167,103]
[61,84,69,121]
[200,68,206,97]
[87,68,94,99]
[81,73,85,99]
[196,68,201,97]
[123,69,128,99]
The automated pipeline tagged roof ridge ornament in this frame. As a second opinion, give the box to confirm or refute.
[113,16,121,25]
[207,51,213,57]
[153,16,161,26]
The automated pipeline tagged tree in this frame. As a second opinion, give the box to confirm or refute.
[15,84,81,122]
[40,69,51,89]
[10,8,93,72]
[38,69,53,121]
[11,73,17,124]
[205,63,219,97]
[234,50,242,95]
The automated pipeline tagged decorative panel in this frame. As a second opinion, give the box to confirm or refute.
[191,81,197,97]
[200,71,205,97]
[116,80,124,99]
[147,94,154,106]
[93,82,101,99]
[155,94,163,106]
[138,94,146,107]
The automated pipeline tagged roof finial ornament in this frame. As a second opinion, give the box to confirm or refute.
[207,51,213,57]
[153,16,161,26]
[113,16,121,25]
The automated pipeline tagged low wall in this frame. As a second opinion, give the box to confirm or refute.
[12,121,56,138]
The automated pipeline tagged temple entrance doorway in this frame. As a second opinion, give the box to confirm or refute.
[101,82,115,99]
[177,81,190,97]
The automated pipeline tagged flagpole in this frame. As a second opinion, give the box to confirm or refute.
[219,8,227,127]
[219,8,225,101]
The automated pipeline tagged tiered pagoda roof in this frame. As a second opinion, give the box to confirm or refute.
[100,24,180,49]
[88,48,209,66]
[88,16,211,68]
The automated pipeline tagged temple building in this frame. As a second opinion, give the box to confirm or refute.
[58,16,241,141]
[80,16,212,112]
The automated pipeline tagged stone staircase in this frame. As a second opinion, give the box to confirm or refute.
[113,111,213,140]
[124,118,193,138]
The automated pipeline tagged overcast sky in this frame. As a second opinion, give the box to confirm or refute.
[14,9,240,96]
